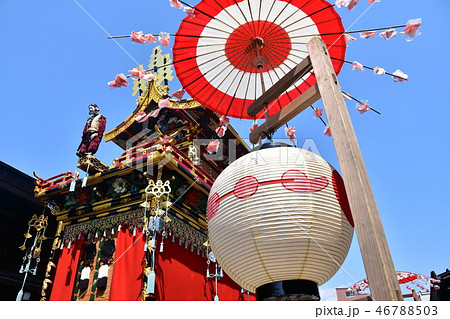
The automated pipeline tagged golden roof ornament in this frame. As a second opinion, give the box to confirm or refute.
[131,65,149,97]
[148,46,174,86]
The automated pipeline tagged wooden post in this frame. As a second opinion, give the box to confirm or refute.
[307,37,402,301]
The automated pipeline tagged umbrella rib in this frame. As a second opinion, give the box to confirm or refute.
[175,33,229,41]
[179,0,270,43]
[244,0,258,36]
[200,66,244,115]
[172,43,224,51]
[255,1,320,61]
[265,0,295,26]
[180,59,234,95]
[239,70,255,119]
[232,0,250,26]
[208,0,255,39]
[268,0,317,30]
[282,3,334,31]
[290,41,310,45]
[261,43,296,70]
[256,0,264,37]
[173,50,230,80]
[174,35,262,77]
[287,47,310,56]
[274,0,307,29]
[179,7,254,41]
[180,18,233,35]
[178,0,241,33]
[288,17,341,35]
[222,69,250,117]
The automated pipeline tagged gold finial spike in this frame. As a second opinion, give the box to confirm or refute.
[131,64,149,97]
[149,46,174,86]
[149,46,164,85]
[159,53,174,83]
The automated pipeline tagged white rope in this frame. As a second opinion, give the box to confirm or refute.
[72,0,140,66]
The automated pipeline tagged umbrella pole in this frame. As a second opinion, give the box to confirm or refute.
[253,37,271,124]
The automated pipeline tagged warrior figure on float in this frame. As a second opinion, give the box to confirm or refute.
[76,104,106,157]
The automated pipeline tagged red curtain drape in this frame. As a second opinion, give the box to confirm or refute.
[109,226,146,301]
[50,239,84,301]
[154,234,255,301]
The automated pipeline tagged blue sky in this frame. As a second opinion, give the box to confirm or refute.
[1,0,449,301]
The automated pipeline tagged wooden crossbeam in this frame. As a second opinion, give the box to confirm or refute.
[249,84,320,144]
[247,56,312,118]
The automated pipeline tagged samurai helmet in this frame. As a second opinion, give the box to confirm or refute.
[88,103,99,114]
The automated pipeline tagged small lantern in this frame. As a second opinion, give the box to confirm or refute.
[206,144,354,300]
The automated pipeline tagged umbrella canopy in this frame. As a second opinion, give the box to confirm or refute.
[173,0,346,119]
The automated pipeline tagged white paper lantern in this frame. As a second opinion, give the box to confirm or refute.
[206,146,354,294]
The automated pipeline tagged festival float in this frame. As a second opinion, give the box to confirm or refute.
[34,46,252,301]
[29,0,422,301]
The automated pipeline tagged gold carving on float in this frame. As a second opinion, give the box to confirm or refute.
[93,202,112,212]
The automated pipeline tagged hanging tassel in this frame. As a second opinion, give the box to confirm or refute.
[81,176,88,188]
[69,178,76,192]
[133,227,137,237]
[111,227,114,235]
[67,241,72,249]
[82,159,90,188]
[146,270,156,294]
[214,295,219,301]
[144,241,148,252]
[159,241,164,253]
[118,224,122,232]
[103,230,107,237]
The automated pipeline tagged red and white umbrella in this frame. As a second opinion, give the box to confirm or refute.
[173,0,346,119]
